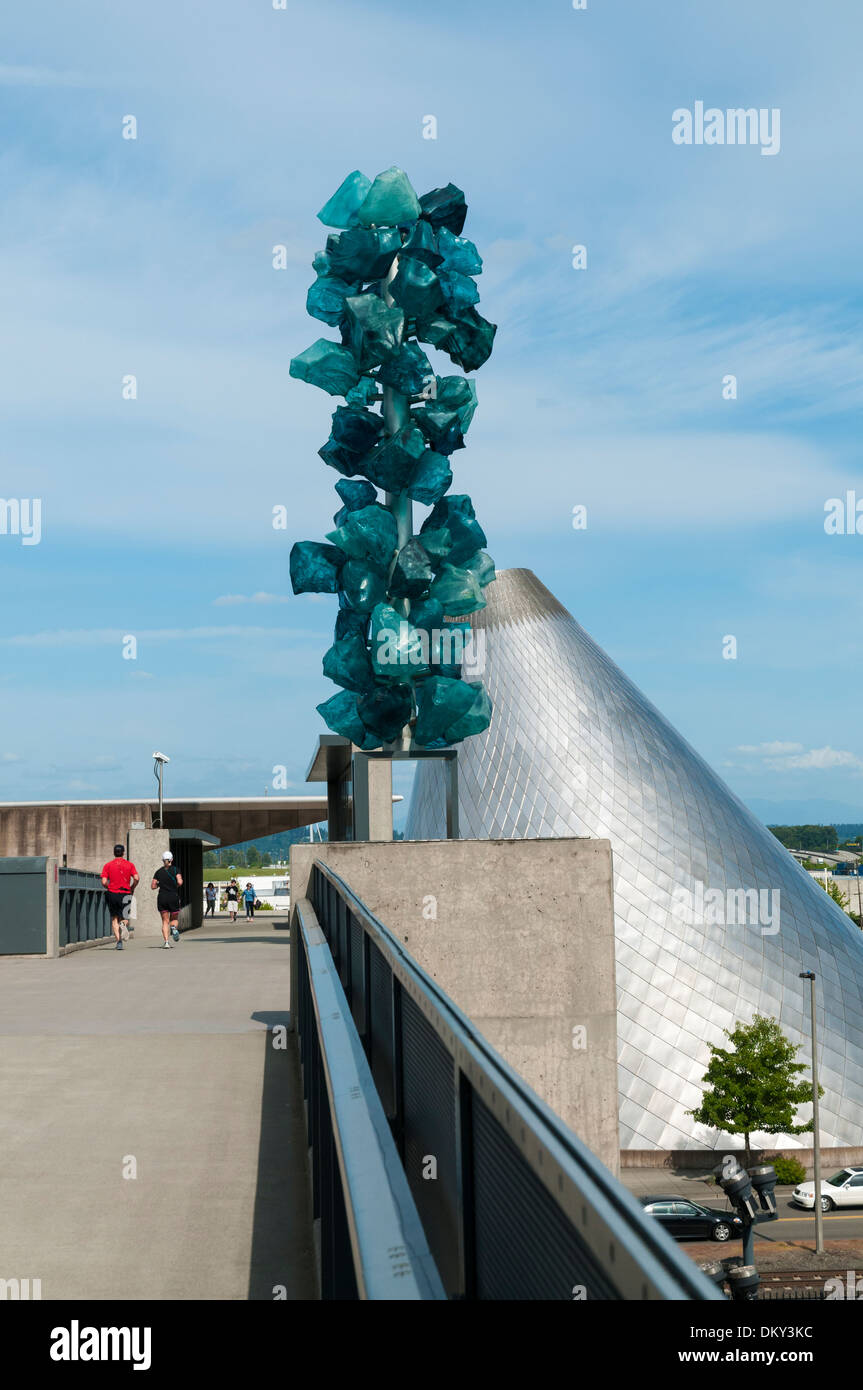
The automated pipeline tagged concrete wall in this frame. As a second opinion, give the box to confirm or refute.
[0,804,152,874]
[127,829,171,937]
[290,837,620,1175]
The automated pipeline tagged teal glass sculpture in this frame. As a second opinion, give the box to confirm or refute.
[290,166,497,749]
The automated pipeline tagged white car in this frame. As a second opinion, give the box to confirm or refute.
[792,1167,863,1212]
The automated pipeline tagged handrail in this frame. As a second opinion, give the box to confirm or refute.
[311,858,723,1302]
[295,898,445,1300]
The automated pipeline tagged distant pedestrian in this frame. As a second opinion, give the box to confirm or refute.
[225,879,240,922]
[244,883,255,920]
[204,882,217,918]
[151,850,182,949]
[101,844,139,951]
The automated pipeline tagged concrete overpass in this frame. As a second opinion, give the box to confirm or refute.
[0,797,330,875]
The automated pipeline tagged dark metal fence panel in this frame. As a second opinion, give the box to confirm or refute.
[294,899,445,1301]
[369,941,395,1115]
[309,860,724,1303]
[400,991,460,1296]
[58,869,111,947]
[0,858,50,954]
[471,1090,619,1300]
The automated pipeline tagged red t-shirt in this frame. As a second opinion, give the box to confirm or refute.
[101,858,138,893]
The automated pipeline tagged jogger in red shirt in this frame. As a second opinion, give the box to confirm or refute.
[100,845,140,950]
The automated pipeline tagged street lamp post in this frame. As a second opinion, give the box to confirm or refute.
[799,970,824,1255]
[152,752,170,830]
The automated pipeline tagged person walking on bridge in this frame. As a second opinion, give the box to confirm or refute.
[225,878,240,922]
[101,844,139,951]
[151,850,182,949]
[204,882,217,918]
[243,882,256,920]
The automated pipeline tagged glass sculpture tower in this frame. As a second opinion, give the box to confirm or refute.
[408,568,863,1152]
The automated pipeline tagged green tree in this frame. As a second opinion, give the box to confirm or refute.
[261,851,272,866]
[247,846,262,867]
[687,1014,822,1165]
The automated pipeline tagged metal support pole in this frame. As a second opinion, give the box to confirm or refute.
[800,970,824,1255]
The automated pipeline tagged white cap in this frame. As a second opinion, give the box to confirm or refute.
[162,850,173,861]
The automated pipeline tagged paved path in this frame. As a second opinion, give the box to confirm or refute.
[0,914,317,1300]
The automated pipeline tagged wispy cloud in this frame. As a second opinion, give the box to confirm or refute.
[0,626,319,648]
[731,742,863,773]
[0,64,94,87]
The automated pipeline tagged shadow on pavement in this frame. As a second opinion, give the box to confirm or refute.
[246,1015,317,1300]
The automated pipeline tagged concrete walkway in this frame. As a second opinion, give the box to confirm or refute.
[0,913,317,1300]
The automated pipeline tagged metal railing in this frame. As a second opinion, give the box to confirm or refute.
[302,860,723,1301]
[59,869,112,947]
[295,899,445,1300]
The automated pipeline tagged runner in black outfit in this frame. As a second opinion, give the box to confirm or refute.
[151,850,182,949]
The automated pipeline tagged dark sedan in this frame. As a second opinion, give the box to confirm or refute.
[640,1195,743,1242]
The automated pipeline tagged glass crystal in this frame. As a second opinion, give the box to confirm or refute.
[389,538,435,599]
[417,525,452,564]
[317,689,379,749]
[344,293,404,369]
[422,494,486,564]
[289,540,345,594]
[318,170,372,229]
[327,227,401,282]
[360,425,426,492]
[437,227,483,275]
[376,340,433,396]
[290,339,360,397]
[419,183,468,235]
[413,675,476,747]
[438,269,480,318]
[463,548,496,587]
[357,682,414,742]
[428,562,486,615]
[327,503,398,569]
[335,608,369,642]
[323,631,375,694]
[415,313,457,352]
[306,272,360,327]
[387,259,443,319]
[406,449,452,506]
[440,307,497,373]
[356,166,421,227]
[441,679,492,742]
[429,619,468,679]
[370,603,431,677]
[338,558,388,613]
[335,477,378,511]
[332,404,385,453]
[345,376,380,407]
[409,597,443,633]
[401,219,443,267]
[438,376,478,432]
[414,403,464,455]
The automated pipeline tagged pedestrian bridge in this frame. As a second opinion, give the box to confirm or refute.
[0,867,720,1301]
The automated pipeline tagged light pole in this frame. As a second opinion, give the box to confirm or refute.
[152,752,170,829]
[799,970,824,1255]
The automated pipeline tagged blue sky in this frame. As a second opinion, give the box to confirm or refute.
[1,0,862,826]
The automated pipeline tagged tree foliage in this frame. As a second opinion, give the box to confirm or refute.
[687,1014,821,1162]
[769,824,837,852]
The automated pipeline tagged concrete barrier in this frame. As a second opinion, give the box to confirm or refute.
[290,837,620,1175]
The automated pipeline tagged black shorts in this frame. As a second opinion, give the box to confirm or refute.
[157,896,181,918]
[106,891,131,921]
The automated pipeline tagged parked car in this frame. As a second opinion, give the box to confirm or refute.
[792,1167,863,1212]
[640,1195,743,1242]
